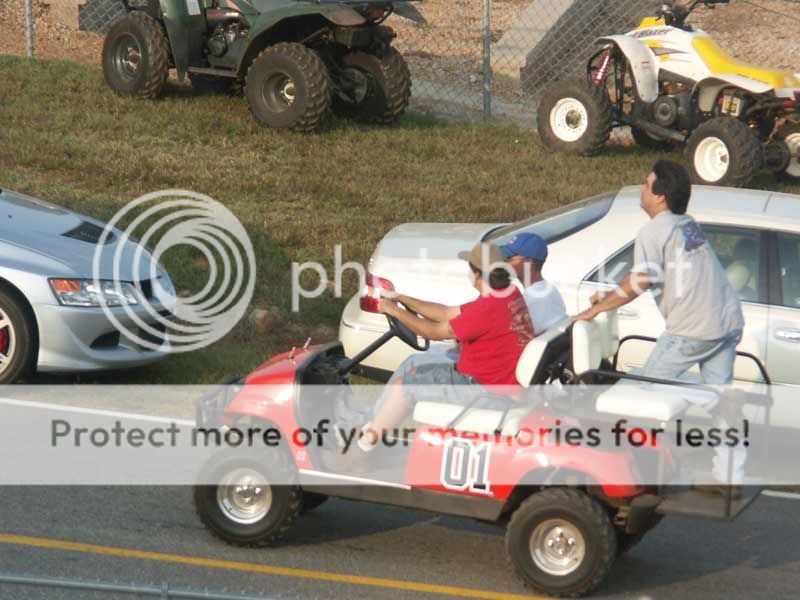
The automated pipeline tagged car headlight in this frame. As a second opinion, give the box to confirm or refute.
[49,279,140,307]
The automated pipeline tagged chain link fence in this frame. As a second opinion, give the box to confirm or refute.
[5,0,800,128]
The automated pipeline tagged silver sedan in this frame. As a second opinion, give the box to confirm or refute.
[0,188,175,383]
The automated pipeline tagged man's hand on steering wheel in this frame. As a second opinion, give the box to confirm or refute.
[379,298,430,351]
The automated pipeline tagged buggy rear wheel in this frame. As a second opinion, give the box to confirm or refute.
[506,489,617,597]
[332,48,411,124]
[537,79,612,156]
[245,43,331,132]
[102,12,170,99]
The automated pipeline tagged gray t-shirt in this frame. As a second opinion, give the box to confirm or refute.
[633,211,744,340]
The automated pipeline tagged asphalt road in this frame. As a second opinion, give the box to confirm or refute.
[0,486,799,600]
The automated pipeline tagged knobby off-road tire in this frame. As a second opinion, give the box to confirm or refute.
[332,47,411,124]
[505,488,617,598]
[685,117,762,187]
[775,121,800,183]
[0,287,36,385]
[194,448,302,547]
[245,43,331,132]
[102,12,170,99]
[537,79,612,156]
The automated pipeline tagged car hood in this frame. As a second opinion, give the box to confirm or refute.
[0,189,159,280]
[369,222,504,305]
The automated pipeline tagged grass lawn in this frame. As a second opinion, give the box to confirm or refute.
[2,54,798,385]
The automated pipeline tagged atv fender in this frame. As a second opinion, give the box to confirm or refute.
[237,5,367,74]
[598,35,659,103]
[694,75,774,112]
[152,0,207,80]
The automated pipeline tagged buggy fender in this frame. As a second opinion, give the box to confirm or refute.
[598,35,659,103]
[694,75,774,112]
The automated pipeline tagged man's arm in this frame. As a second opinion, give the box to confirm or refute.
[387,292,461,322]
[573,271,651,321]
[380,298,455,341]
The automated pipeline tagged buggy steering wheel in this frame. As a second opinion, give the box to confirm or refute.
[386,313,430,352]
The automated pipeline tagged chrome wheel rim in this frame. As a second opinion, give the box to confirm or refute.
[549,98,589,142]
[529,519,586,577]
[0,307,16,376]
[113,33,141,80]
[216,468,273,525]
[694,136,730,182]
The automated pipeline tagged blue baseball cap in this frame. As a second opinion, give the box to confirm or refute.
[501,232,548,261]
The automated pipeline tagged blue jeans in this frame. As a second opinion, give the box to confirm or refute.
[642,329,743,385]
[643,329,746,484]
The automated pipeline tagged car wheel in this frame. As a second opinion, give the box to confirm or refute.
[0,288,36,384]
[506,488,617,597]
[194,448,302,547]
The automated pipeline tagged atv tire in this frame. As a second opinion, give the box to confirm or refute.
[631,126,675,151]
[685,117,762,187]
[245,43,331,132]
[537,79,612,156]
[332,48,411,124]
[194,448,302,547]
[505,488,617,597]
[0,287,36,385]
[775,121,800,183]
[103,12,170,99]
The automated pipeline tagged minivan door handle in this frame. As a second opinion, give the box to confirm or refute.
[775,329,800,343]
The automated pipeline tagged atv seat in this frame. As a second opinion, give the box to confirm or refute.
[411,319,573,436]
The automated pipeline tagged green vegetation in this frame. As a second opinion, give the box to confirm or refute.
[2,55,797,384]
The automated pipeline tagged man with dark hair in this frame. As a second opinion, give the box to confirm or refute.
[652,159,691,215]
[340,242,534,453]
[574,161,746,495]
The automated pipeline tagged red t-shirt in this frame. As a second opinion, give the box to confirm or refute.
[449,287,534,387]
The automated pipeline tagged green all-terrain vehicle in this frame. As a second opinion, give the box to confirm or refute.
[103,0,424,131]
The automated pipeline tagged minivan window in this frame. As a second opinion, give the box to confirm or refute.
[486,192,615,246]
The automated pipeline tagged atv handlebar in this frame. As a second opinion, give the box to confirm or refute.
[656,0,729,27]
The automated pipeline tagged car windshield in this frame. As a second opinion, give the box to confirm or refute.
[485,192,615,245]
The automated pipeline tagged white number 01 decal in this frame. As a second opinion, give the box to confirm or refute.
[439,439,492,495]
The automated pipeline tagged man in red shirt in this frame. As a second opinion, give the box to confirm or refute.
[351,242,534,452]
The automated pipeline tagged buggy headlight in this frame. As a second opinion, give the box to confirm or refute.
[49,278,140,307]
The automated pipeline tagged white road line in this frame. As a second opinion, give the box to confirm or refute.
[762,490,800,501]
[0,397,194,426]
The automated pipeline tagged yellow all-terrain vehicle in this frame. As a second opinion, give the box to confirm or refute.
[538,0,800,187]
